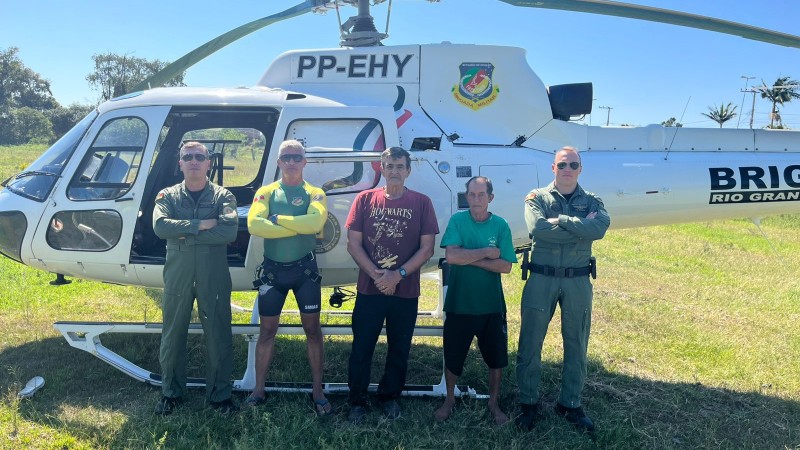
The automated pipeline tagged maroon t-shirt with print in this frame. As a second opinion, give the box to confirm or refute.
[345,187,439,298]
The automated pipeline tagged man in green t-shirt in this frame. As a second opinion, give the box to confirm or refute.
[434,176,516,425]
[245,140,332,416]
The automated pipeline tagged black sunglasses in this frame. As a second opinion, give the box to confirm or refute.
[556,161,581,170]
[280,154,304,162]
[181,153,208,162]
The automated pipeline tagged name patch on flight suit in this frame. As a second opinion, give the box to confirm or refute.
[572,202,588,214]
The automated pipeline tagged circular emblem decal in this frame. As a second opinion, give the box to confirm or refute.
[315,212,341,254]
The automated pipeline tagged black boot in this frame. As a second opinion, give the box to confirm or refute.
[515,402,541,431]
[555,403,595,432]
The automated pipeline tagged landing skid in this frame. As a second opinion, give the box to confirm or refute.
[53,264,487,399]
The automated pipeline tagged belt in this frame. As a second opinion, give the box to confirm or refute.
[527,263,591,278]
[266,252,315,268]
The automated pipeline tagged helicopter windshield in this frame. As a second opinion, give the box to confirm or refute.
[3,110,98,202]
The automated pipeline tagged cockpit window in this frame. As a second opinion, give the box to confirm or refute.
[3,110,98,202]
[284,118,385,195]
[67,117,148,201]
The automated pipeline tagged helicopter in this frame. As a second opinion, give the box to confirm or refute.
[2,0,800,395]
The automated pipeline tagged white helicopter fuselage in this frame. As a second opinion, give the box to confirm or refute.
[1,43,798,289]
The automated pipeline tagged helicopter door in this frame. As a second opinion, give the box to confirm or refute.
[251,106,450,286]
[28,106,170,284]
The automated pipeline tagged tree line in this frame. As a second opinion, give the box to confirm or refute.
[0,47,184,146]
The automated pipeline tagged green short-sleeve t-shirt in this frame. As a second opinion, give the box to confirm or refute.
[440,211,516,314]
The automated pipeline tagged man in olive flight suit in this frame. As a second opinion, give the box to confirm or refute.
[153,141,239,415]
[516,146,610,432]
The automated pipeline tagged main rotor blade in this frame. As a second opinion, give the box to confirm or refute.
[131,0,325,93]
[501,0,800,50]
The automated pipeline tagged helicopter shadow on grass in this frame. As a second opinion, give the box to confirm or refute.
[2,332,799,448]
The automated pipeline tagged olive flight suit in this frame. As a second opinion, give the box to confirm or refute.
[153,180,238,402]
[517,182,610,408]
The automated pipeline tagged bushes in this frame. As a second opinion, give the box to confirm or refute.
[0,107,55,145]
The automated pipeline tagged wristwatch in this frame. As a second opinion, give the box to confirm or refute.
[398,267,407,279]
[269,214,278,224]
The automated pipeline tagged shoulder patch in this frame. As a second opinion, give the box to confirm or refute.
[156,192,165,201]
[312,193,324,202]
[525,192,537,201]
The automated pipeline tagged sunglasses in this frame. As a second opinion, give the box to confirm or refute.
[181,153,208,162]
[556,161,581,170]
[279,154,304,162]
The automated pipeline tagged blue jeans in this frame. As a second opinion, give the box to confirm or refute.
[348,293,418,405]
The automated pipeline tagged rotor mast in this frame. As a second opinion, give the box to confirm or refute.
[338,0,388,47]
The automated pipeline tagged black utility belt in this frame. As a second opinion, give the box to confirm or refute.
[528,264,590,278]
[525,256,596,280]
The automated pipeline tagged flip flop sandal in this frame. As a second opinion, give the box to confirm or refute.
[244,395,267,407]
[18,376,45,399]
[311,395,333,417]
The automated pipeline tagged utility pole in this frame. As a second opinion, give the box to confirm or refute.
[599,105,612,126]
[737,75,755,128]
[742,83,800,129]
[741,86,760,129]
[589,98,597,125]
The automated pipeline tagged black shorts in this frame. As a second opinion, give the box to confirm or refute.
[443,312,508,376]
[257,258,321,316]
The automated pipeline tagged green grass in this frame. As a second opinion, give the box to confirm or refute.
[0,144,47,183]
[1,144,799,448]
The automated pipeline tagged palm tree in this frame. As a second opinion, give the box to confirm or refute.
[702,103,738,128]
[760,76,800,128]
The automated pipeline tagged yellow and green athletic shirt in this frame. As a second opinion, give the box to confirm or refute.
[248,180,327,263]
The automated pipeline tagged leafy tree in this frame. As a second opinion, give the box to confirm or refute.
[46,104,96,139]
[701,102,738,128]
[86,53,186,101]
[0,107,54,145]
[760,76,800,128]
[661,117,683,127]
[0,47,59,112]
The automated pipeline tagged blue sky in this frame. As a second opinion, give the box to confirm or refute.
[3,0,798,128]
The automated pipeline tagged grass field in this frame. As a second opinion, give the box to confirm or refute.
[1,145,799,449]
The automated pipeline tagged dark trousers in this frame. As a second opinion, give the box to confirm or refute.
[348,293,418,405]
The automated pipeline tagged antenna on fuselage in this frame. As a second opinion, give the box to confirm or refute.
[664,96,691,161]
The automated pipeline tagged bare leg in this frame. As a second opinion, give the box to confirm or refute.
[301,312,329,411]
[250,315,280,399]
[434,368,458,422]
[487,368,508,425]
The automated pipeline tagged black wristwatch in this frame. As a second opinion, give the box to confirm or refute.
[269,214,278,224]
[398,267,407,279]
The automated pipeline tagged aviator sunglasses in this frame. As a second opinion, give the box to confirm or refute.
[181,153,208,162]
[556,161,581,170]
[279,154,304,162]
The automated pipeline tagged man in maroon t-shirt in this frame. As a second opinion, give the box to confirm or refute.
[345,146,439,424]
